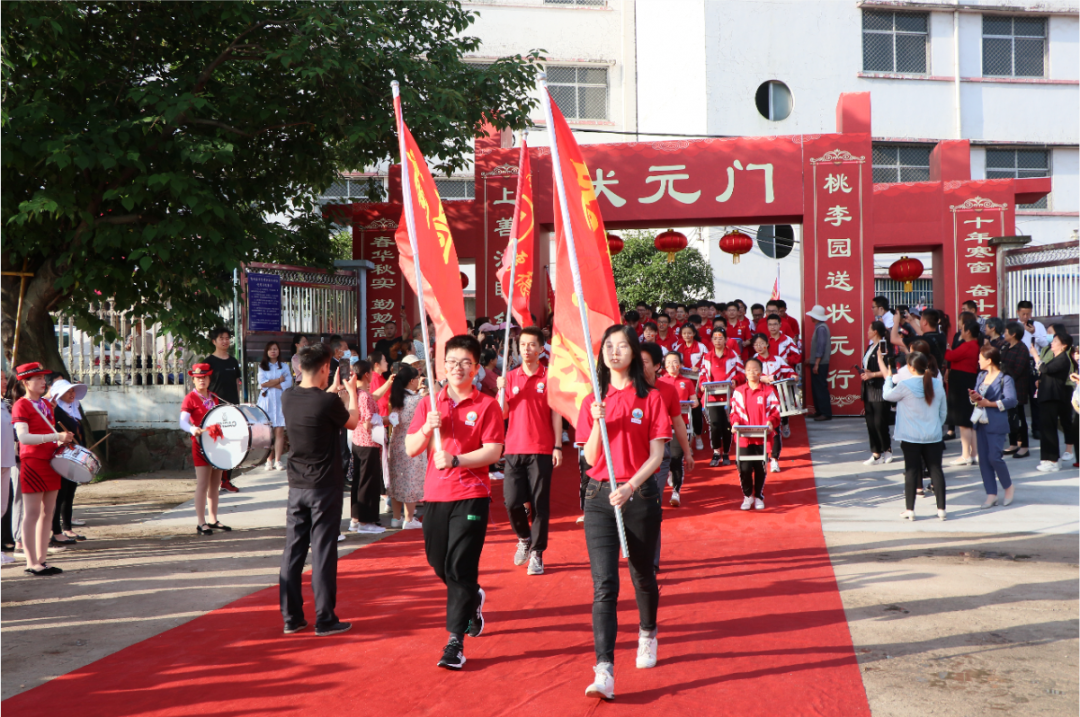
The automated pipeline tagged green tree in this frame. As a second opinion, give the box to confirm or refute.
[2,1,541,370]
[610,231,715,308]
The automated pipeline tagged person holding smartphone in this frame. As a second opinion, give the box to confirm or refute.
[857,321,896,465]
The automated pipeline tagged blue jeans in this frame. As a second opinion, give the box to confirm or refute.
[976,427,1011,494]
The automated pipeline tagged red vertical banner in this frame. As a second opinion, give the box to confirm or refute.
[357,218,404,350]
[495,142,535,327]
[948,193,1010,319]
[807,145,870,415]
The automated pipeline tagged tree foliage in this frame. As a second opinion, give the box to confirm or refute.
[1,1,542,367]
[610,231,715,308]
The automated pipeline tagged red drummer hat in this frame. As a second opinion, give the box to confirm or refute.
[188,363,213,377]
[15,362,50,380]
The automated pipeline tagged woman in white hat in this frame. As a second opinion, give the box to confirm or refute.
[47,378,90,545]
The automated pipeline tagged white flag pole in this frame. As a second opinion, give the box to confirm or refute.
[392,80,441,452]
[538,74,628,559]
[499,134,527,411]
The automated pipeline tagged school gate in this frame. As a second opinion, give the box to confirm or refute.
[337,93,1050,416]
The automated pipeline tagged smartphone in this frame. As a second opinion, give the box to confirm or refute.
[339,361,351,381]
[879,340,888,353]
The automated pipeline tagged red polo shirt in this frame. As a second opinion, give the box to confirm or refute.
[503,363,555,455]
[652,376,683,430]
[408,386,505,502]
[726,318,754,347]
[371,372,390,417]
[658,373,694,426]
[577,384,670,482]
[756,316,800,341]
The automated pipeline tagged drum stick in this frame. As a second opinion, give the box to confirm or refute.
[87,433,112,452]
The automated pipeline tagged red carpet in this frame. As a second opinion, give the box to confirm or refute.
[5,417,870,716]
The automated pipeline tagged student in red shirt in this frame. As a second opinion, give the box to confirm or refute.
[406,334,505,671]
[755,300,781,335]
[765,314,802,367]
[659,351,698,505]
[640,343,694,509]
[673,303,688,330]
[698,327,745,467]
[496,327,563,576]
[179,363,231,536]
[671,324,707,444]
[776,299,801,345]
[730,356,781,511]
[724,302,753,358]
[640,321,659,346]
[751,333,796,470]
[655,313,676,347]
[578,325,668,700]
[11,362,74,576]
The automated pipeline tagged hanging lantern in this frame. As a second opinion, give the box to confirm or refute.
[889,256,924,293]
[607,233,624,256]
[460,271,469,289]
[719,229,753,264]
[654,229,687,263]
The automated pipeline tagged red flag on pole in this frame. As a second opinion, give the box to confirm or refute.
[545,92,621,427]
[392,94,468,381]
[769,277,780,301]
[496,141,535,327]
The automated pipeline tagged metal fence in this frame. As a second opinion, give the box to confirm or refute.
[1004,240,1080,317]
[873,278,934,311]
[246,263,358,336]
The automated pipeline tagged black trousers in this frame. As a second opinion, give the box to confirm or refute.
[51,478,77,533]
[1039,400,1079,463]
[339,429,352,481]
[423,497,489,635]
[864,400,892,455]
[901,441,945,510]
[737,444,767,497]
[504,453,554,553]
[811,367,832,418]
[578,450,592,511]
[689,406,703,438]
[280,483,343,630]
[1008,404,1030,449]
[771,432,782,460]
[350,445,383,523]
[584,478,661,666]
[669,433,685,491]
[706,404,731,455]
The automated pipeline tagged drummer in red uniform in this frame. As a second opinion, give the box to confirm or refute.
[658,352,698,506]
[730,356,781,511]
[11,362,74,576]
[698,327,745,467]
[749,334,797,473]
[179,363,231,536]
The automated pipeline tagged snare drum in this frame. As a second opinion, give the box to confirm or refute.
[198,404,273,471]
[51,444,102,484]
[679,367,699,382]
[733,425,770,462]
[701,380,733,406]
[772,378,807,417]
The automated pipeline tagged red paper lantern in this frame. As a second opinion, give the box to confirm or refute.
[654,229,687,263]
[607,233,624,256]
[719,229,753,264]
[460,271,469,289]
[889,256,924,292]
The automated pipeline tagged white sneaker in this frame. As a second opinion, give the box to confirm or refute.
[357,523,386,534]
[753,497,765,510]
[636,634,658,668]
[527,551,544,575]
[0,553,14,564]
[770,458,781,473]
[585,663,615,700]
[389,518,402,529]
[1061,451,1075,463]
[348,521,361,533]
[402,519,423,529]
[863,455,882,466]
[337,534,346,542]
[490,471,504,481]
[1036,460,1060,472]
[740,496,754,511]
[274,460,285,471]
[669,490,680,507]
[562,431,570,444]
[882,451,894,464]
[575,515,585,525]
[695,436,704,451]
[265,461,274,471]
[899,510,915,521]
[781,424,791,439]
[70,519,86,527]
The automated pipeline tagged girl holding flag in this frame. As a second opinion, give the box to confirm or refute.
[577,325,669,700]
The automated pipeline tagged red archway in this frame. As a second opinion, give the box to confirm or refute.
[345,93,1049,415]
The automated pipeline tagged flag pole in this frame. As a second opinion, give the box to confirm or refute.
[499,132,528,411]
[392,80,441,451]
[538,74,629,559]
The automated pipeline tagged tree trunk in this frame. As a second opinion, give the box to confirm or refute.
[0,261,68,377]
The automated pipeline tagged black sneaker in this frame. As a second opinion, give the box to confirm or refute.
[466,587,486,637]
[709,454,721,467]
[315,621,352,637]
[721,455,731,467]
[438,638,466,670]
[283,619,309,635]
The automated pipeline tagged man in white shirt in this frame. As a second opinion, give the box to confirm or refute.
[872,296,894,330]
[1014,301,1050,351]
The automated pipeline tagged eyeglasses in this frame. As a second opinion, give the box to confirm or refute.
[444,359,474,370]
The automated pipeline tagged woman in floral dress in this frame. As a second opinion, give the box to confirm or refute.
[386,365,426,529]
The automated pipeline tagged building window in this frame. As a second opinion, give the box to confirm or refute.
[543,0,607,5]
[755,81,793,121]
[986,148,1050,209]
[872,144,932,184]
[546,66,609,121]
[862,10,928,74]
[319,177,386,205]
[434,177,475,201]
[982,16,1046,78]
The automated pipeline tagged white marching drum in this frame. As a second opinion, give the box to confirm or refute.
[679,400,695,438]
[772,378,807,417]
[701,380,733,406]
[198,404,273,471]
[51,444,101,484]
[679,367,699,382]
[733,425,770,462]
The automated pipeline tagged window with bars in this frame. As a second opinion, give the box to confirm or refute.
[863,10,929,74]
[319,177,386,204]
[982,16,1046,77]
[872,144,932,184]
[434,177,475,201]
[544,0,606,5]
[546,66,609,121]
[986,148,1050,209]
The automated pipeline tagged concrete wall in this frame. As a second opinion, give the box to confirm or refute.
[80,384,186,431]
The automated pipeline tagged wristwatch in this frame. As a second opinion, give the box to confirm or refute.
[451,455,460,468]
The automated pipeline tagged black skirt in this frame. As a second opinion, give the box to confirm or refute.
[947,369,977,428]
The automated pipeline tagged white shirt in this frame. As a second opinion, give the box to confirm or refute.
[1015,319,1050,350]
[881,312,894,329]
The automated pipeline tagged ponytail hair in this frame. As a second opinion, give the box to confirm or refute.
[906,352,935,405]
